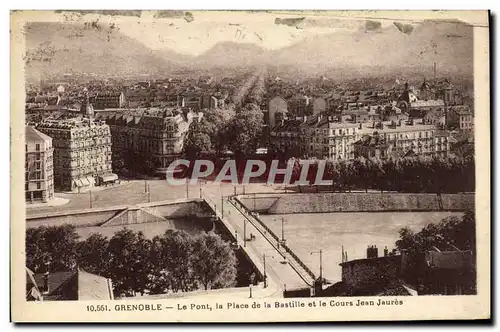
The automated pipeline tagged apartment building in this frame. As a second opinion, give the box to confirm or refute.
[25,126,54,203]
[447,106,474,131]
[301,116,360,160]
[270,115,360,160]
[271,116,451,161]
[98,108,199,173]
[354,120,451,159]
[36,118,113,192]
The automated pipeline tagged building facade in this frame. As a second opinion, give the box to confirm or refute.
[92,91,125,109]
[36,118,113,192]
[271,116,451,160]
[98,108,199,174]
[447,106,474,131]
[355,121,450,159]
[301,116,360,160]
[270,115,360,160]
[25,126,54,203]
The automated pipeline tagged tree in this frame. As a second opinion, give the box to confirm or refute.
[395,210,476,286]
[183,120,214,159]
[228,103,264,157]
[191,232,237,290]
[183,107,235,158]
[107,229,152,296]
[26,224,80,273]
[76,233,110,276]
[149,230,198,294]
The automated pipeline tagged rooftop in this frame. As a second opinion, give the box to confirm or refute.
[25,126,52,143]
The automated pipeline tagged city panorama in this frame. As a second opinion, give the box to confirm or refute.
[22,11,476,303]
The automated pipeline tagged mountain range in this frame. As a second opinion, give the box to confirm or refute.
[23,19,473,79]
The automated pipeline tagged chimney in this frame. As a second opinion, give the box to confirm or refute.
[384,246,389,257]
[367,245,375,259]
[374,245,379,258]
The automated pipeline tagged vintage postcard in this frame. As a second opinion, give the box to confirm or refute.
[11,10,490,322]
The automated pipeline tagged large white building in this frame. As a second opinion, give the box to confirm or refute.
[25,126,54,203]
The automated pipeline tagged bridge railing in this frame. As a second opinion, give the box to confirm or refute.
[233,195,316,282]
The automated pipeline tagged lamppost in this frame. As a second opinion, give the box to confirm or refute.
[263,254,274,288]
[281,217,285,243]
[221,196,224,217]
[311,249,323,282]
[243,219,247,247]
[89,190,92,208]
[186,181,189,199]
[273,217,286,245]
[253,192,256,212]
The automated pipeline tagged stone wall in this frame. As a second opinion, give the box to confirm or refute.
[239,193,476,214]
[238,195,281,213]
[26,199,214,229]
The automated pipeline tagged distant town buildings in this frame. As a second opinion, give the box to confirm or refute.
[25,126,54,203]
[92,91,125,109]
[271,114,451,160]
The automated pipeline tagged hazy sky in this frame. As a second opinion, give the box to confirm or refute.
[19,10,439,55]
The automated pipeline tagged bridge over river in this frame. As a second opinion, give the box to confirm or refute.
[200,186,315,293]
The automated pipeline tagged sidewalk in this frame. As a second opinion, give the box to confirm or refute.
[61,180,132,195]
[26,197,70,209]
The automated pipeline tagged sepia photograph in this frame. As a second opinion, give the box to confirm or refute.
[10,9,490,322]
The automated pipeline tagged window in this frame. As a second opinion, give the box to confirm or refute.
[37,182,41,190]
[35,144,40,151]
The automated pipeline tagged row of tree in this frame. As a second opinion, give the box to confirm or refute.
[232,72,260,106]
[177,154,474,194]
[245,70,266,105]
[288,155,475,193]
[26,226,237,297]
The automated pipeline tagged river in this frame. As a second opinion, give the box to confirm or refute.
[259,211,463,283]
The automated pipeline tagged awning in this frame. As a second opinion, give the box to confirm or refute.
[101,174,118,182]
[81,177,90,186]
[86,176,95,186]
[77,178,84,187]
